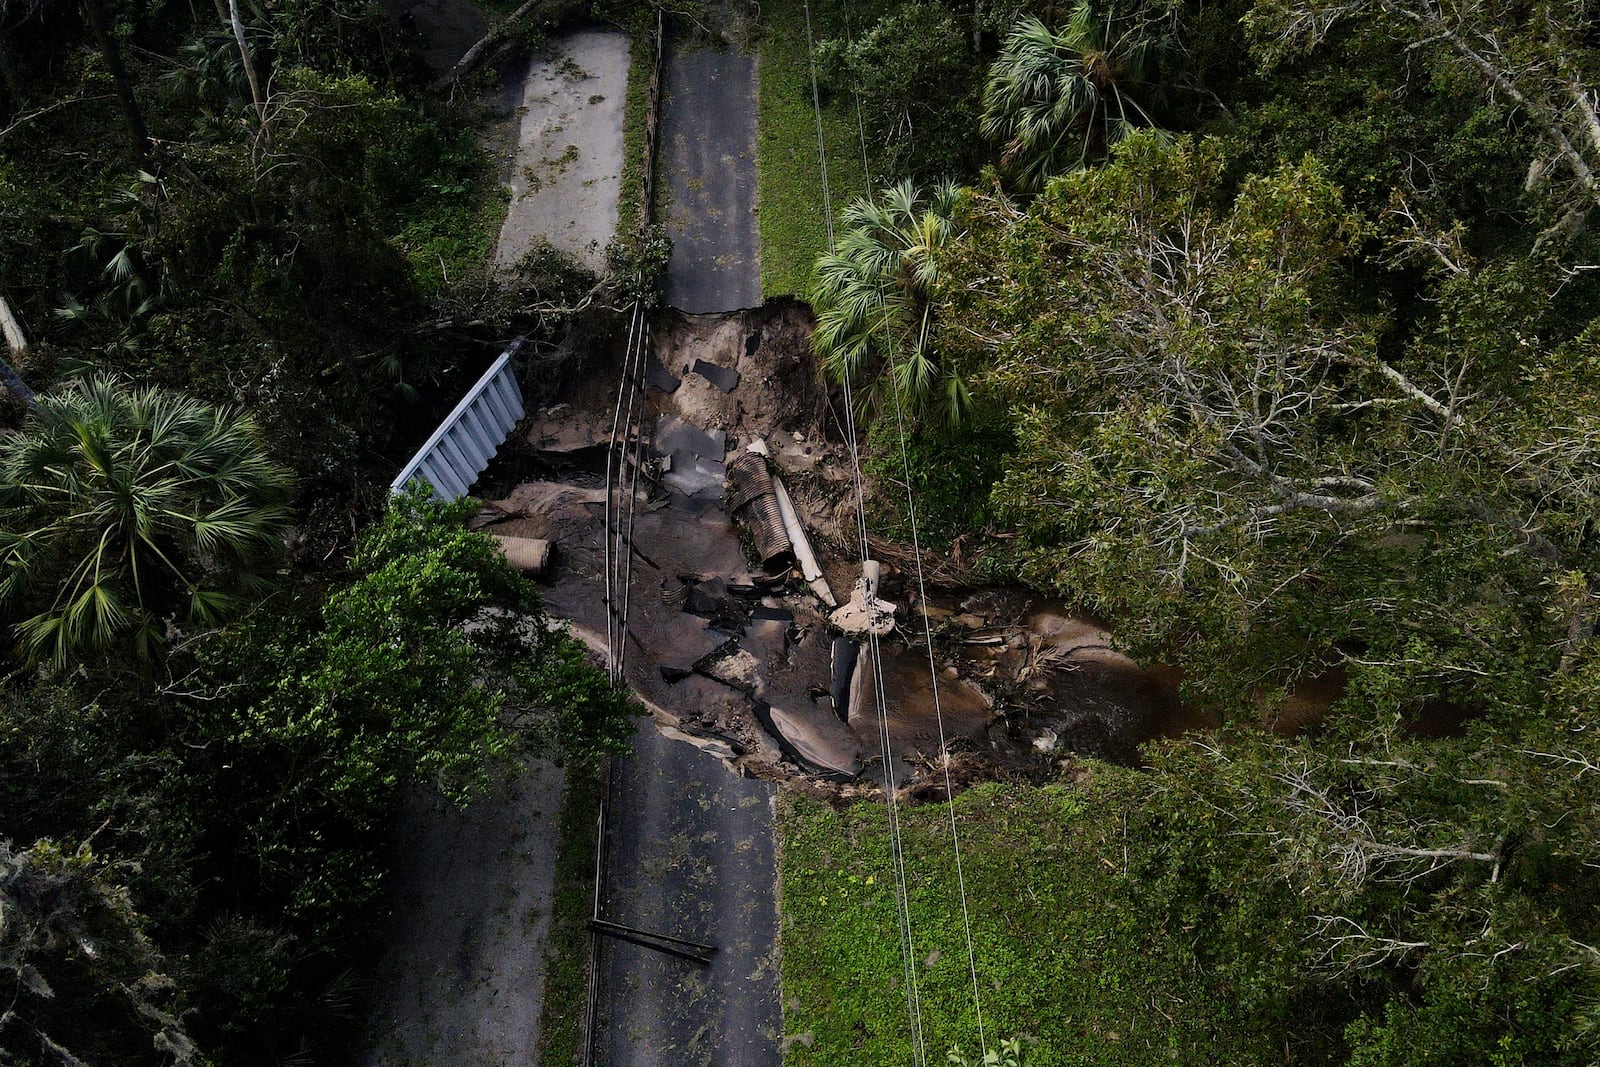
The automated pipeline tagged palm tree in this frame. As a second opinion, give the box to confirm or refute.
[810,179,971,426]
[980,3,1175,192]
[0,376,290,667]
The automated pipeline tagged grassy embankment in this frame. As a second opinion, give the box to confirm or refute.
[391,8,520,291]
[779,778,1293,1067]
[754,0,882,298]
[617,14,656,236]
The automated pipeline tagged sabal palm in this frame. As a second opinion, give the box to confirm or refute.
[811,179,971,426]
[981,4,1173,191]
[0,376,290,667]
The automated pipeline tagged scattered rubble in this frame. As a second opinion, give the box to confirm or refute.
[654,414,726,499]
[471,302,1218,797]
[644,354,681,393]
[829,561,897,637]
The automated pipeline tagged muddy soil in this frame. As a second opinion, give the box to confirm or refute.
[473,300,1233,796]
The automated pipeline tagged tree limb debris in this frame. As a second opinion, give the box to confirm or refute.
[430,0,586,92]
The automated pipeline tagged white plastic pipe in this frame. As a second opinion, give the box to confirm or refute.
[772,474,836,606]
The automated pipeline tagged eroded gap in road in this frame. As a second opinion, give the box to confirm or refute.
[474,300,1226,799]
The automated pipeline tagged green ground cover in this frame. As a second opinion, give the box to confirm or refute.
[535,757,605,1065]
[778,778,1291,1067]
[391,132,509,292]
[618,15,656,236]
[754,0,881,298]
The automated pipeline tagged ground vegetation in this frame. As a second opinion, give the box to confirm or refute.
[783,0,1600,1061]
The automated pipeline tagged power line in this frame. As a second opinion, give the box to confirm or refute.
[801,2,929,1062]
[883,339,989,1056]
[839,6,990,1056]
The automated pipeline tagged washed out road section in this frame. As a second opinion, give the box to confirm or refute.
[661,42,762,312]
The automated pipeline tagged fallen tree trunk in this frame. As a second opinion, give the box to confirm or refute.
[0,290,37,409]
[429,0,585,91]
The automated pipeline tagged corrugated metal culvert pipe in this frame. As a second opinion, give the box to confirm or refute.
[725,452,793,565]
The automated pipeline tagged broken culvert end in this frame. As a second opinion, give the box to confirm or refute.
[725,452,792,565]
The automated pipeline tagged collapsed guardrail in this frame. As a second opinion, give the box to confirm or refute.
[389,339,525,500]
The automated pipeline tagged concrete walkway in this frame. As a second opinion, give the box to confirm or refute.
[660,41,762,312]
[496,31,630,273]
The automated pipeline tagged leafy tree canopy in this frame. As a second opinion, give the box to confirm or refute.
[935,133,1600,720]
[812,178,972,426]
[980,0,1180,190]
[0,375,290,668]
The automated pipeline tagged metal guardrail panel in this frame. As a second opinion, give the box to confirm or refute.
[390,341,525,501]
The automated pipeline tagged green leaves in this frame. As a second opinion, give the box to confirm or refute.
[0,375,291,669]
[931,131,1600,720]
[811,179,970,427]
[981,3,1179,191]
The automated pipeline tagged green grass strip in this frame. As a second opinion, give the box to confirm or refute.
[618,17,655,237]
[754,0,874,299]
[535,756,604,1066]
[778,779,1287,1066]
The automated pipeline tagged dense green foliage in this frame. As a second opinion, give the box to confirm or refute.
[784,716,1600,1063]
[786,0,1600,1061]
[0,1,648,1057]
[980,3,1178,189]
[0,377,291,666]
[1,498,635,1064]
[0,0,517,498]
[810,179,970,424]
[814,2,986,181]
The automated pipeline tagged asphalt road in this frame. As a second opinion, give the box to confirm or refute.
[588,24,780,1065]
[593,721,780,1065]
[660,40,762,312]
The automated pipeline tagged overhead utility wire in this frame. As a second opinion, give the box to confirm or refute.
[840,8,989,1056]
[588,291,649,1065]
[884,340,989,1056]
[802,3,928,1063]
[603,298,646,681]
[616,296,651,680]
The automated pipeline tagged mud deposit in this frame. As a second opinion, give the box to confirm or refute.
[474,300,1224,794]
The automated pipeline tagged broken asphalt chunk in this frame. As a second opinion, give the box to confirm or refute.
[693,639,764,696]
[645,353,681,393]
[691,358,741,393]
